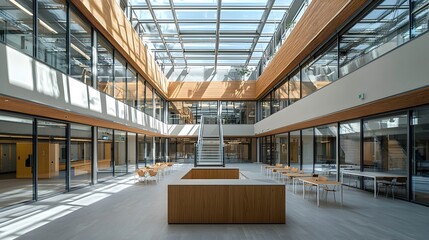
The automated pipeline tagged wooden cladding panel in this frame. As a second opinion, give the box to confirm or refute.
[181,169,240,179]
[255,0,369,98]
[0,96,164,137]
[71,0,168,97]
[168,185,285,224]
[168,81,256,101]
[257,86,429,137]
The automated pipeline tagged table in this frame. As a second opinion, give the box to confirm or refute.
[284,173,314,189]
[341,170,406,198]
[295,177,343,207]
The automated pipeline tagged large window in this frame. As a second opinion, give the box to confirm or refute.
[224,138,255,163]
[411,106,429,204]
[261,94,271,120]
[114,54,127,102]
[70,124,92,189]
[70,9,92,85]
[412,0,429,37]
[114,130,126,175]
[97,127,113,181]
[0,112,34,208]
[168,138,196,163]
[145,84,154,117]
[37,0,67,73]
[37,120,67,198]
[275,133,288,165]
[126,67,137,108]
[339,0,409,77]
[0,0,34,56]
[272,81,289,114]
[340,120,361,186]
[289,70,300,105]
[221,101,256,124]
[97,36,114,97]
[315,124,337,179]
[127,132,137,172]
[290,130,301,169]
[302,128,314,173]
[168,101,218,124]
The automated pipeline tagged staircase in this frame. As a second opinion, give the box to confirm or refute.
[195,110,225,167]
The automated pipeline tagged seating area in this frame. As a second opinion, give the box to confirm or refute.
[134,162,175,184]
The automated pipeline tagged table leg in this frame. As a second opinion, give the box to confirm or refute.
[317,185,320,207]
[293,178,295,193]
[340,184,343,206]
[302,180,305,199]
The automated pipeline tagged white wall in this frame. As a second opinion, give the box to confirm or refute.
[255,31,429,135]
[0,43,167,135]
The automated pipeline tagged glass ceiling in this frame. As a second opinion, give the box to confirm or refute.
[129,0,293,69]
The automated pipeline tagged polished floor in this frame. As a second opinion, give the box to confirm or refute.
[1,164,429,240]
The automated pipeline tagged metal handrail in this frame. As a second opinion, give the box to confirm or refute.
[196,115,204,164]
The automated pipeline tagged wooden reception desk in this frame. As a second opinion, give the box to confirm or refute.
[168,168,285,224]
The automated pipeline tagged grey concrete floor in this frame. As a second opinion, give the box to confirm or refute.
[1,163,428,240]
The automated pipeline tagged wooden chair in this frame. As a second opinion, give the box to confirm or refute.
[135,169,147,183]
[146,169,159,184]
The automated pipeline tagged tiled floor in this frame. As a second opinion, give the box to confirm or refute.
[1,163,428,240]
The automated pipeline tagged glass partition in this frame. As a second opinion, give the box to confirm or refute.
[412,106,429,204]
[97,36,114,97]
[363,113,408,196]
[224,138,255,163]
[145,84,154,117]
[137,76,145,112]
[412,0,429,37]
[126,67,137,108]
[221,101,256,124]
[70,124,92,189]
[137,134,145,167]
[97,127,113,181]
[37,0,67,73]
[114,54,127,102]
[315,124,337,179]
[168,138,196,163]
[302,128,314,173]
[340,120,361,186]
[127,132,136,172]
[290,131,300,169]
[289,70,301,104]
[37,120,67,198]
[114,130,126,175]
[70,9,92,85]
[272,81,289,114]
[0,0,34,56]
[275,133,288,165]
[0,112,34,208]
[261,94,271,120]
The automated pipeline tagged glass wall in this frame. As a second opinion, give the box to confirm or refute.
[37,0,67,73]
[260,136,274,165]
[275,133,288,165]
[289,71,300,105]
[97,127,113,181]
[168,138,196,163]
[145,84,154,117]
[0,0,34,56]
[302,42,338,98]
[221,101,256,124]
[114,54,127,102]
[137,134,145,167]
[363,113,408,197]
[272,80,289,114]
[315,124,337,179]
[154,92,162,121]
[37,120,67,198]
[290,130,300,169]
[70,8,92,85]
[168,101,219,124]
[145,136,153,164]
[0,112,33,208]
[339,120,361,186]
[70,124,92,189]
[302,128,314,173]
[412,106,429,205]
[224,138,255,163]
[97,36,114,97]
[126,67,137,108]
[127,132,136,172]
[114,130,126,175]
[137,75,145,112]
[412,0,429,37]
[261,94,271,119]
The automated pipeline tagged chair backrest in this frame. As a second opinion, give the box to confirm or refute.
[137,169,146,177]
[149,169,157,177]
[291,167,298,173]
[275,163,283,167]
[284,166,290,170]
[318,176,328,181]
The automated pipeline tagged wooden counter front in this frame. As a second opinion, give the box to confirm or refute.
[168,179,285,224]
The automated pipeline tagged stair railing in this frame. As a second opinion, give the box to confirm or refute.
[218,104,225,167]
[196,115,205,165]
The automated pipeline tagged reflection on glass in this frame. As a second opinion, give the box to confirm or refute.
[315,125,337,179]
[412,106,429,204]
[38,0,67,73]
[340,0,409,77]
[412,2,429,37]
[97,36,114,97]
[127,133,136,172]
[302,128,314,173]
[114,54,126,102]
[272,81,288,114]
[37,120,67,198]
[70,124,92,188]
[114,130,126,175]
[145,84,154,117]
[224,138,255,163]
[302,43,338,98]
[70,9,92,85]
[261,94,271,119]
[0,0,34,56]
[363,113,408,197]
[145,135,153,164]
[290,131,301,169]
[154,92,163,121]
[221,101,256,124]
[137,134,145,167]
[168,138,196,163]
[126,67,137,108]
[340,121,361,186]
[260,136,273,165]
[97,128,113,181]
[136,75,145,112]
[0,112,33,208]
[275,133,288,165]
[289,71,300,104]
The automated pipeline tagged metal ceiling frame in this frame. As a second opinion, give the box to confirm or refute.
[168,0,187,67]
[214,0,222,71]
